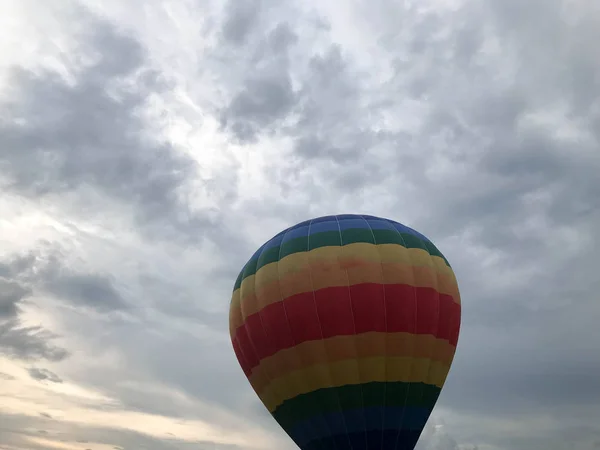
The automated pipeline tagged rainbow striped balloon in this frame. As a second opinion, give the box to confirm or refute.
[229,214,461,450]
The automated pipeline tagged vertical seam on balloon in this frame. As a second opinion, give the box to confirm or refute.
[414,239,442,444]
[334,215,362,450]
[306,218,343,450]
[277,225,330,450]
[359,215,388,450]
[391,222,418,450]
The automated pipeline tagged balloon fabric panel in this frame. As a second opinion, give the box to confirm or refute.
[229,214,461,450]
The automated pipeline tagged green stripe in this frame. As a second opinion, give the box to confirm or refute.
[233,271,244,294]
[257,245,282,269]
[272,382,441,429]
[422,240,450,267]
[233,229,450,291]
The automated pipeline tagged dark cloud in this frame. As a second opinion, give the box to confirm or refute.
[44,273,128,313]
[0,17,220,244]
[221,0,262,45]
[0,249,128,362]
[0,253,38,279]
[0,247,129,314]
[0,253,36,321]
[27,367,63,383]
[0,252,68,363]
[220,23,299,142]
[0,319,70,362]
[0,278,30,318]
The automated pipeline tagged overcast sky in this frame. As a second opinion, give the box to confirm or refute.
[1,0,599,449]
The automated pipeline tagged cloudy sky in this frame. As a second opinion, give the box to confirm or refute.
[1,0,599,449]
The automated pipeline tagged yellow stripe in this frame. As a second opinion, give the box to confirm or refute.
[230,244,460,330]
[236,243,453,301]
[230,312,293,415]
[248,332,456,394]
[257,356,452,412]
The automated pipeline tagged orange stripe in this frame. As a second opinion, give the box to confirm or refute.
[247,332,457,398]
[231,243,456,310]
[258,356,453,412]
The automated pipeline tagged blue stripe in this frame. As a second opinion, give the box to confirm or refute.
[308,220,340,234]
[338,218,370,231]
[390,221,429,241]
[310,215,341,224]
[282,225,310,242]
[301,429,422,450]
[240,214,433,276]
[261,232,285,251]
[337,213,364,220]
[288,406,431,447]
[364,218,398,231]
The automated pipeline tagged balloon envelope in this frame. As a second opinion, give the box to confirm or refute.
[229,214,461,449]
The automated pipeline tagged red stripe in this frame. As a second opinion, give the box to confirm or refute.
[233,283,461,375]
[235,327,259,373]
[232,337,252,377]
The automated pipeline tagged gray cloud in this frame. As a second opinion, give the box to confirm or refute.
[44,273,128,313]
[0,253,38,278]
[0,253,36,322]
[219,22,299,142]
[416,423,461,450]
[0,250,70,362]
[0,247,129,314]
[221,0,262,45]
[0,18,218,245]
[203,0,600,448]
[0,246,130,362]
[27,367,63,383]
[1,1,599,450]
[0,278,30,319]
[0,319,69,362]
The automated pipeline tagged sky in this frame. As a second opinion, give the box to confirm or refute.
[0,0,599,449]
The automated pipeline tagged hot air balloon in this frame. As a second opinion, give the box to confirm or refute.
[229,214,461,450]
